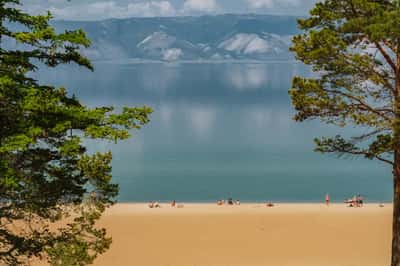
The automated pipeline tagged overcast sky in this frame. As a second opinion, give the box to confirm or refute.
[21,0,318,20]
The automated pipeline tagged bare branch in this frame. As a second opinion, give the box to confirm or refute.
[375,41,397,73]
[375,155,394,165]
[331,144,393,165]
[315,136,394,166]
[326,87,393,122]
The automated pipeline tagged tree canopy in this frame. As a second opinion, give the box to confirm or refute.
[290,0,399,164]
[0,0,152,264]
[289,1,400,265]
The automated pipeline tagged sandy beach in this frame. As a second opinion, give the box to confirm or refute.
[92,203,392,266]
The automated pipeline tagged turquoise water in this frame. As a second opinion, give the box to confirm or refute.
[36,61,392,202]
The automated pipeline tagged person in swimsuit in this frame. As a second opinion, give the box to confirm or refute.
[352,195,358,207]
[357,195,364,207]
[325,193,330,206]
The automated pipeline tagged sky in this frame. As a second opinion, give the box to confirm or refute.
[21,0,319,20]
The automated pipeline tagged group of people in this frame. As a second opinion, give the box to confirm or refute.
[217,198,240,206]
[344,195,364,207]
[216,199,274,207]
[325,193,364,207]
[148,200,184,208]
[148,201,160,208]
[150,194,368,209]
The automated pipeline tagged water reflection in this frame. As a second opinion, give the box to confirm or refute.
[224,64,268,91]
[34,62,392,202]
[186,105,216,139]
[137,64,181,94]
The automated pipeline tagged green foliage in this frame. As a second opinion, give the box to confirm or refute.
[0,0,152,265]
[289,0,400,166]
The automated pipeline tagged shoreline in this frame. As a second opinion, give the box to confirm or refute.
[114,199,393,206]
[104,202,392,215]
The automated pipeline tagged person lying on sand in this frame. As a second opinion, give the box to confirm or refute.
[217,200,223,206]
[267,202,274,207]
[344,196,360,207]
[344,198,354,207]
[148,202,154,208]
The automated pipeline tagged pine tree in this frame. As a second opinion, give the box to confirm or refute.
[0,1,152,264]
[289,0,400,264]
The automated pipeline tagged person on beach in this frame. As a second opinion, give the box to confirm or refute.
[171,200,176,207]
[228,198,233,205]
[325,193,330,206]
[217,200,223,206]
[235,200,240,205]
[148,202,154,208]
[357,195,364,207]
[352,195,358,207]
[344,198,352,207]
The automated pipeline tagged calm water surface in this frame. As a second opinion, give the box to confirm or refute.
[36,62,392,202]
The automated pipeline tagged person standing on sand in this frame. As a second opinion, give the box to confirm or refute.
[325,193,330,206]
[352,195,358,207]
[357,195,364,207]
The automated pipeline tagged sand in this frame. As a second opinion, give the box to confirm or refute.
[92,203,392,266]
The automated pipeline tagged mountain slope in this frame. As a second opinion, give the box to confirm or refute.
[53,14,299,61]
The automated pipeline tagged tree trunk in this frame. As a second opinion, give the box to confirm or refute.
[392,159,400,266]
[392,50,400,266]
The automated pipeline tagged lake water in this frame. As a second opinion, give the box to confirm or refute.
[36,61,392,202]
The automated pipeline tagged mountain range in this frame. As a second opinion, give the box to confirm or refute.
[53,14,300,61]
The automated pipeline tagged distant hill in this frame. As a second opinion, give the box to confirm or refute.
[53,14,300,61]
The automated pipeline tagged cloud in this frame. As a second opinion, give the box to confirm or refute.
[246,0,273,8]
[23,1,177,20]
[183,0,218,12]
[21,0,316,20]
[246,0,301,9]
